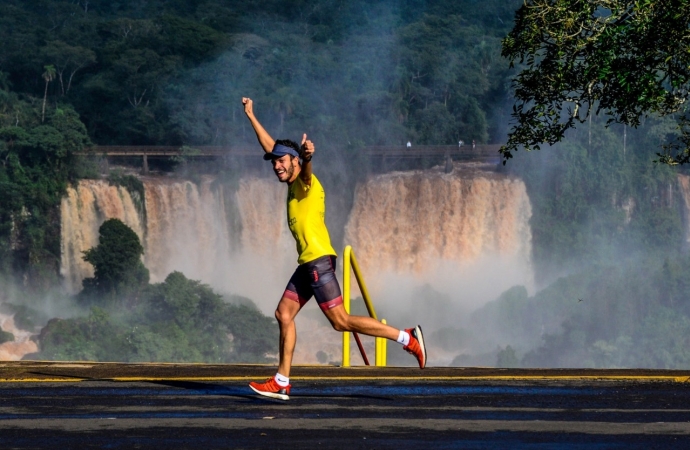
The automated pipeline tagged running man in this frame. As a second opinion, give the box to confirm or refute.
[242,97,426,401]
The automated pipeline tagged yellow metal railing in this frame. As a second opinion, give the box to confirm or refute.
[342,245,387,367]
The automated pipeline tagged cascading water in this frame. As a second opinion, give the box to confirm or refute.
[57,165,533,365]
[345,164,532,302]
[346,164,532,273]
[140,177,234,284]
[60,179,145,292]
[677,174,690,246]
[60,176,294,301]
[342,163,533,365]
[0,313,38,361]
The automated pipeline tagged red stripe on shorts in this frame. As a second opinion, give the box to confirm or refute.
[283,289,308,306]
[318,295,343,311]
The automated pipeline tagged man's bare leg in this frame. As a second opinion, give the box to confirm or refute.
[322,304,399,339]
[248,297,301,400]
[322,304,427,368]
[275,296,302,377]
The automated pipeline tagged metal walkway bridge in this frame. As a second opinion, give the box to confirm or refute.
[81,144,502,172]
[84,144,501,158]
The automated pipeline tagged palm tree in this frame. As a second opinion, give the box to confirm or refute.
[270,87,297,135]
[41,65,56,123]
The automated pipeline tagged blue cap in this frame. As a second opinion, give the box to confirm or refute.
[264,143,300,160]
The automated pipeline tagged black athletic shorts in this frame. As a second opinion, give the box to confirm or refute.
[283,255,343,311]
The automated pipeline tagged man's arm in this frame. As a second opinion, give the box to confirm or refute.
[242,97,274,153]
[299,133,313,186]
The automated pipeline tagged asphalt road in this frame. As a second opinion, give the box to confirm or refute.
[2,362,690,449]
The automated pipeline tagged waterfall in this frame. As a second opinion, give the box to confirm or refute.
[60,179,145,292]
[343,164,534,348]
[58,167,533,365]
[0,313,38,361]
[678,174,690,246]
[345,166,532,274]
[60,176,294,306]
[140,177,233,284]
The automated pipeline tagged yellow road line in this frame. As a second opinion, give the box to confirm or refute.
[0,378,87,382]
[1,375,688,383]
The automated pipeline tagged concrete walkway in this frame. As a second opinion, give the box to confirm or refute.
[2,362,690,449]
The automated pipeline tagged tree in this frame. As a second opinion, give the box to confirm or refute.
[0,98,91,289]
[496,345,519,368]
[410,102,460,144]
[501,0,690,164]
[42,41,96,96]
[41,65,56,123]
[0,330,13,344]
[37,272,278,363]
[267,86,298,135]
[81,218,149,300]
[395,15,493,143]
[141,272,277,362]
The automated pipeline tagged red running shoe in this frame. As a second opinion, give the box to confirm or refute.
[403,325,427,368]
[249,378,291,400]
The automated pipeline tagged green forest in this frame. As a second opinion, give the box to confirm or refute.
[450,113,690,369]
[0,0,518,286]
[0,0,689,367]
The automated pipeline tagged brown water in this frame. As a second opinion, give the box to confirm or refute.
[60,176,294,300]
[345,164,532,274]
[56,165,533,365]
[343,163,533,334]
[0,314,38,361]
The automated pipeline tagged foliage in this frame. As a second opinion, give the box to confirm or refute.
[472,129,690,369]
[0,90,90,289]
[0,329,13,344]
[472,251,690,369]
[80,218,149,302]
[0,0,519,148]
[0,0,521,285]
[496,345,519,368]
[162,7,510,151]
[656,115,690,165]
[501,0,690,163]
[506,118,682,278]
[38,272,277,363]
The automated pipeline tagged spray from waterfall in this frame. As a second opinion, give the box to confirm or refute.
[60,176,295,311]
[0,313,38,361]
[340,162,533,365]
[677,174,690,246]
[57,164,533,366]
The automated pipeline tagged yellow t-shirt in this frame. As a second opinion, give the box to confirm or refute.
[287,174,337,264]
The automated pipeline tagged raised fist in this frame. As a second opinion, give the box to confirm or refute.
[242,97,253,117]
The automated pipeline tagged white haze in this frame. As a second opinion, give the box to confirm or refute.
[60,175,296,313]
[9,2,542,364]
[54,160,535,366]
[0,280,80,360]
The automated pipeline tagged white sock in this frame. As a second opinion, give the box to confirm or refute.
[397,330,410,346]
[274,373,290,387]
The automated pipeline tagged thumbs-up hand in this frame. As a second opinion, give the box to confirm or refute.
[300,133,314,162]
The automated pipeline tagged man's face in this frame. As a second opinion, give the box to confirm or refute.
[271,154,298,183]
